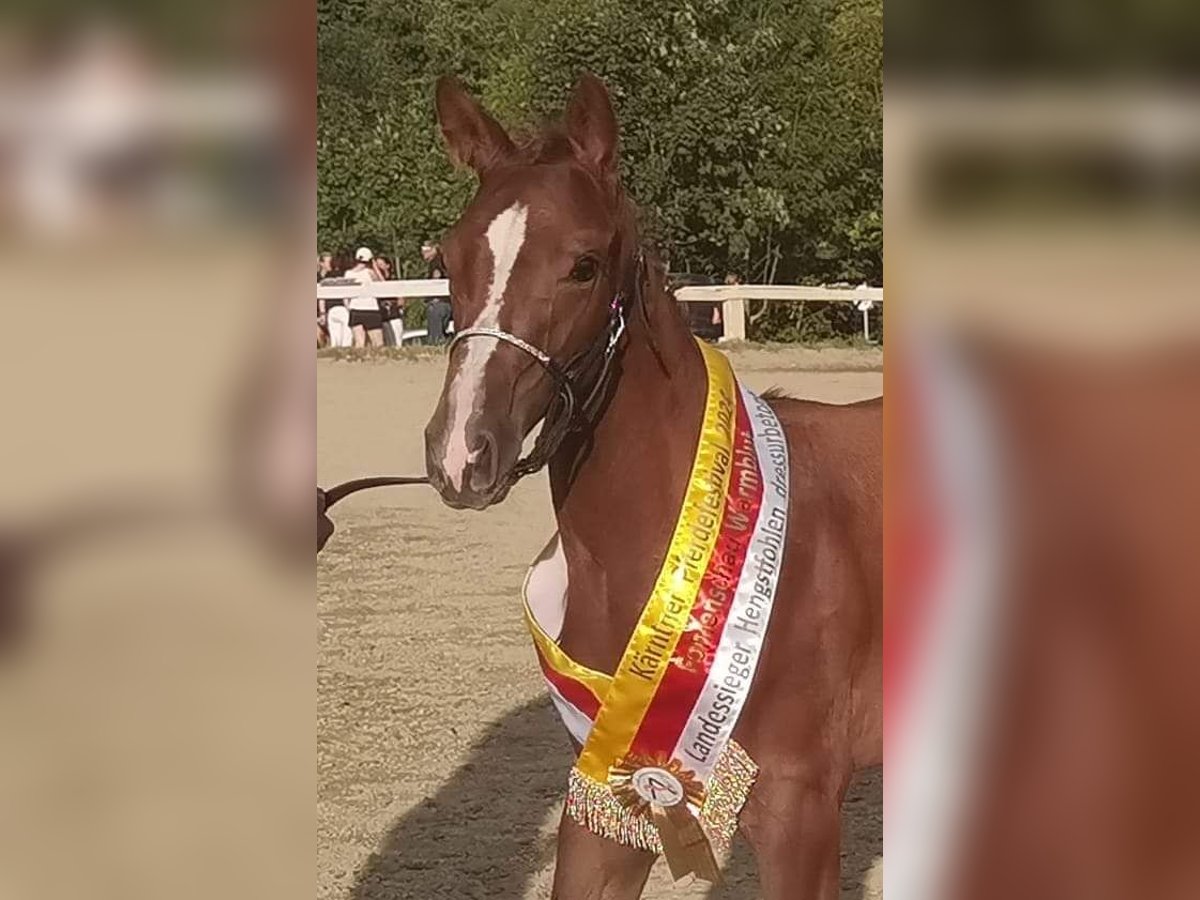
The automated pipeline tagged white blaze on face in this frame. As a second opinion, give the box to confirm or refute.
[442,201,529,491]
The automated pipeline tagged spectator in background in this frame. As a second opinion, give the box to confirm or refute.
[316,252,331,346]
[317,251,352,347]
[421,240,452,344]
[346,246,383,348]
[421,240,444,273]
[373,255,405,346]
[323,251,354,347]
[316,253,329,346]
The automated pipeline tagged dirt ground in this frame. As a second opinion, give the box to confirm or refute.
[318,346,883,900]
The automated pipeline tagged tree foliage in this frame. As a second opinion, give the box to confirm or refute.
[318,0,881,339]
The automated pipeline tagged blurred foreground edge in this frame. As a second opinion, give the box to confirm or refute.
[886,76,1200,900]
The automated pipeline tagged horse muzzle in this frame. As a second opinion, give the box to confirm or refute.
[424,414,520,510]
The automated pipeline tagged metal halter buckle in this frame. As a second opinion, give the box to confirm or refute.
[606,302,627,357]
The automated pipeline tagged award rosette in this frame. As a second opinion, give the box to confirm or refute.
[609,753,719,882]
[523,340,792,884]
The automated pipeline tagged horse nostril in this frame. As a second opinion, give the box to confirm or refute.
[468,431,499,494]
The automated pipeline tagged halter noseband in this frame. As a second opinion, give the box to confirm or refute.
[447,251,641,489]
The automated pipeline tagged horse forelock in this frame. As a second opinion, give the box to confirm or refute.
[509,125,578,166]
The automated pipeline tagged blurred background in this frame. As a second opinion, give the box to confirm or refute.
[886,0,1200,898]
[0,3,313,899]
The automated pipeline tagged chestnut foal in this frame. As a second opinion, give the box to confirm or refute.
[424,75,881,899]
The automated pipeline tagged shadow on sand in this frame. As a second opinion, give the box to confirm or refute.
[349,696,881,899]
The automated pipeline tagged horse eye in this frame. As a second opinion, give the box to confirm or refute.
[570,256,598,283]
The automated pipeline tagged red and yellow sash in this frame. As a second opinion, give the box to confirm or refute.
[523,340,791,882]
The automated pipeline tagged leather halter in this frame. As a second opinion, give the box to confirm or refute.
[448,250,642,490]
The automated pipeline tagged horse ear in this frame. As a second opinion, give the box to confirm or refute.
[565,73,618,176]
[434,76,514,175]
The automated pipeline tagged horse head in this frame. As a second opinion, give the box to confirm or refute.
[424,74,638,510]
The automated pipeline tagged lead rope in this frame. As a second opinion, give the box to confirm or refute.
[321,475,430,509]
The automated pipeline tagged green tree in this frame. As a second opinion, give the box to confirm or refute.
[317,0,882,338]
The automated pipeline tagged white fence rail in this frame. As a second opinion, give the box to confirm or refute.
[317,278,450,301]
[673,284,882,342]
[317,280,883,342]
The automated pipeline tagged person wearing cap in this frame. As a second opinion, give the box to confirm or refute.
[346,246,383,348]
[421,240,452,344]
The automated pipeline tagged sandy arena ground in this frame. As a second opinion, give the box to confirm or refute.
[318,346,883,900]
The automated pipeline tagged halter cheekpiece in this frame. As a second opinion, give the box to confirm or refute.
[448,251,640,487]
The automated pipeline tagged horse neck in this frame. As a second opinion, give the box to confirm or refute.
[548,257,708,673]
